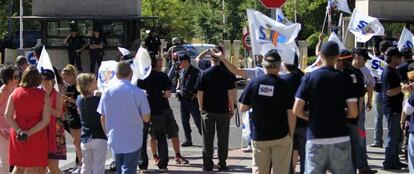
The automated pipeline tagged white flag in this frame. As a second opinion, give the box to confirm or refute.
[328,32,346,50]
[397,27,414,51]
[327,0,351,14]
[117,47,131,56]
[348,10,385,43]
[36,46,59,92]
[133,47,152,81]
[275,8,293,26]
[247,9,301,64]
[97,60,118,92]
[366,53,387,78]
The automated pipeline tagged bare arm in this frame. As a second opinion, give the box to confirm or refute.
[293,99,309,121]
[142,113,150,123]
[163,90,171,98]
[27,95,51,136]
[63,35,71,44]
[100,116,106,134]
[315,34,324,56]
[366,85,373,111]
[195,49,210,65]
[346,101,358,119]
[4,94,20,132]
[228,89,235,117]
[51,94,64,117]
[198,91,204,112]
[212,50,247,78]
[287,109,296,137]
[239,104,250,113]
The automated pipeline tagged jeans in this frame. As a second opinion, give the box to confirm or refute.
[180,98,202,141]
[68,50,82,71]
[0,133,9,174]
[139,123,150,170]
[293,127,306,174]
[150,115,169,169]
[112,149,141,174]
[305,140,354,174]
[383,112,402,167]
[349,123,369,170]
[374,92,383,145]
[408,133,414,172]
[89,51,103,73]
[201,112,230,168]
[81,139,107,174]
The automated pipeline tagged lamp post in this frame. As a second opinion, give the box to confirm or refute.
[19,0,23,49]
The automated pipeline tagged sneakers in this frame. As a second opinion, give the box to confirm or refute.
[181,141,193,147]
[109,161,116,171]
[358,166,378,174]
[175,155,189,164]
[218,165,229,171]
[369,143,383,148]
[71,165,81,174]
[241,145,252,153]
[158,168,168,173]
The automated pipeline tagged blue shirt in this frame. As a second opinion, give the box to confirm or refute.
[239,74,294,141]
[245,67,265,79]
[97,79,150,154]
[295,66,357,139]
[381,66,404,114]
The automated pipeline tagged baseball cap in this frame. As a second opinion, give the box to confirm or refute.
[338,49,353,60]
[263,49,281,62]
[41,69,55,80]
[353,48,371,60]
[385,47,402,58]
[321,41,340,58]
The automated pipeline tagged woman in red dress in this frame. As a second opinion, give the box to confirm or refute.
[4,66,51,174]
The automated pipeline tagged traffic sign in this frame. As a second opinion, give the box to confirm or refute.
[242,33,251,50]
[259,0,286,8]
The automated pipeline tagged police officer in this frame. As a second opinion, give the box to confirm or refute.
[176,52,202,147]
[145,29,161,55]
[64,26,86,72]
[88,27,105,73]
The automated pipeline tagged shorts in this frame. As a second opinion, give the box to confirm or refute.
[164,109,179,139]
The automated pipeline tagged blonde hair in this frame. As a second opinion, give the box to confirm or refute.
[61,64,78,78]
[76,73,96,96]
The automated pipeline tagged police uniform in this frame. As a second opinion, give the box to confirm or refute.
[67,35,85,71]
[177,54,202,146]
[89,36,105,73]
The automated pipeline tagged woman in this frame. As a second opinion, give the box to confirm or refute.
[0,66,19,173]
[89,29,105,73]
[41,69,66,174]
[76,73,107,174]
[4,66,51,174]
[61,64,83,173]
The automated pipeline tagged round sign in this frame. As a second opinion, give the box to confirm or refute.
[259,0,286,8]
[242,33,251,50]
[27,52,37,65]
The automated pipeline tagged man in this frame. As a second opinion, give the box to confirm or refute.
[145,29,161,55]
[175,52,202,147]
[98,61,150,174]
[370,40,392,148]
[336,49,377,174]
[293,41,358,173]
[64,29,86,71]
[14,55,29,79]
[280,58,305,174]
[195,50,236,171]
[397,47,414,84]
[381,47,407,169]
[239,50,295,174]
[137,59,170,171]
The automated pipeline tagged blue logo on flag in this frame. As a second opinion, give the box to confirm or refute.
[404,41,413,49]
[258,25,287,47]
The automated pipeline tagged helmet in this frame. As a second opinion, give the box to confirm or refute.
[172,37,181,45]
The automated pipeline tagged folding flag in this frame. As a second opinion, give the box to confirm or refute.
[348,10,384,43]
[397,27,414,51]
[275,8,293,26]
[36,46,59,92]
[327,0,351,14]
[366,53,387,78]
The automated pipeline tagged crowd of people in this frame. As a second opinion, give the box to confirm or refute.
[0,29,414,174]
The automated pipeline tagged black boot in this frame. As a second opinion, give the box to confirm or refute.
[181,133,193,147]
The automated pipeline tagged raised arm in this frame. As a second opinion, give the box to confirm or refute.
[211,50,247,78]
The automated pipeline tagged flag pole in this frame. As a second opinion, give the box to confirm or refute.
[342,20,349,46]
[321,10,328,34]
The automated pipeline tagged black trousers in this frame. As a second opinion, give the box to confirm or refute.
[150,116,169,169]
[180,98,202,141]
[139,123,150,170]
[68,50,82,71]
[89,51,103,73]
[201,112,230,168]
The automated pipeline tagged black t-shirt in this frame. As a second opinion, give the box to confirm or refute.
[89,37,105,53]
[160,72,172,109]
[138,70,172,115]
[397,60,414,84]
[65,84,80,118]
[239,74,294,141]
[145,36,161,54]
[343,67,365,124]
[382,66,404,114]
[295,66,356,139]
[280,70,306,128]
[76,95,107,143]
[68,36,85,51]
[195,65,236,113]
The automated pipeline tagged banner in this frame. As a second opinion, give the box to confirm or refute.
[247,9,301,64]
[327,0,351,14]
[366,53,387,78]
[275,8,293,26]
[397,27,414,51]
[117,47,131,56]
[97,60,118,92]
[133,47,152,81]
[36,46,59,92]
[348,10,384,43]
[327,32,346,51]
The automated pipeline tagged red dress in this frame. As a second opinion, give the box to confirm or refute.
[9,87,47,167]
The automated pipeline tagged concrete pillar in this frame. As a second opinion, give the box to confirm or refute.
[298,40,308,71]
[232,40,241,68]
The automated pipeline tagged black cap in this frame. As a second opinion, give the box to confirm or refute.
[321,41,340,58]
[385,47,402,58]
[177,51,190,62]
[41,69,55,80]
[401,47,413,58]
[263,49,281,62]
[353,48,371,60]
[339,49,353,60]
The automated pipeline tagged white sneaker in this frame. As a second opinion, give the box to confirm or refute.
[71,165,81,174]
[241,145,252,153]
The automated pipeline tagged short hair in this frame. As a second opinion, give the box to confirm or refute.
[61,64,78,77]
[379,41,391,53]
[263,60,281,69]
[116,61,132,78]
[20,66,42,88]
[76,73,96,96]
[15,56,28,67]
[1,65,17,85]
[320,41,340,60]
